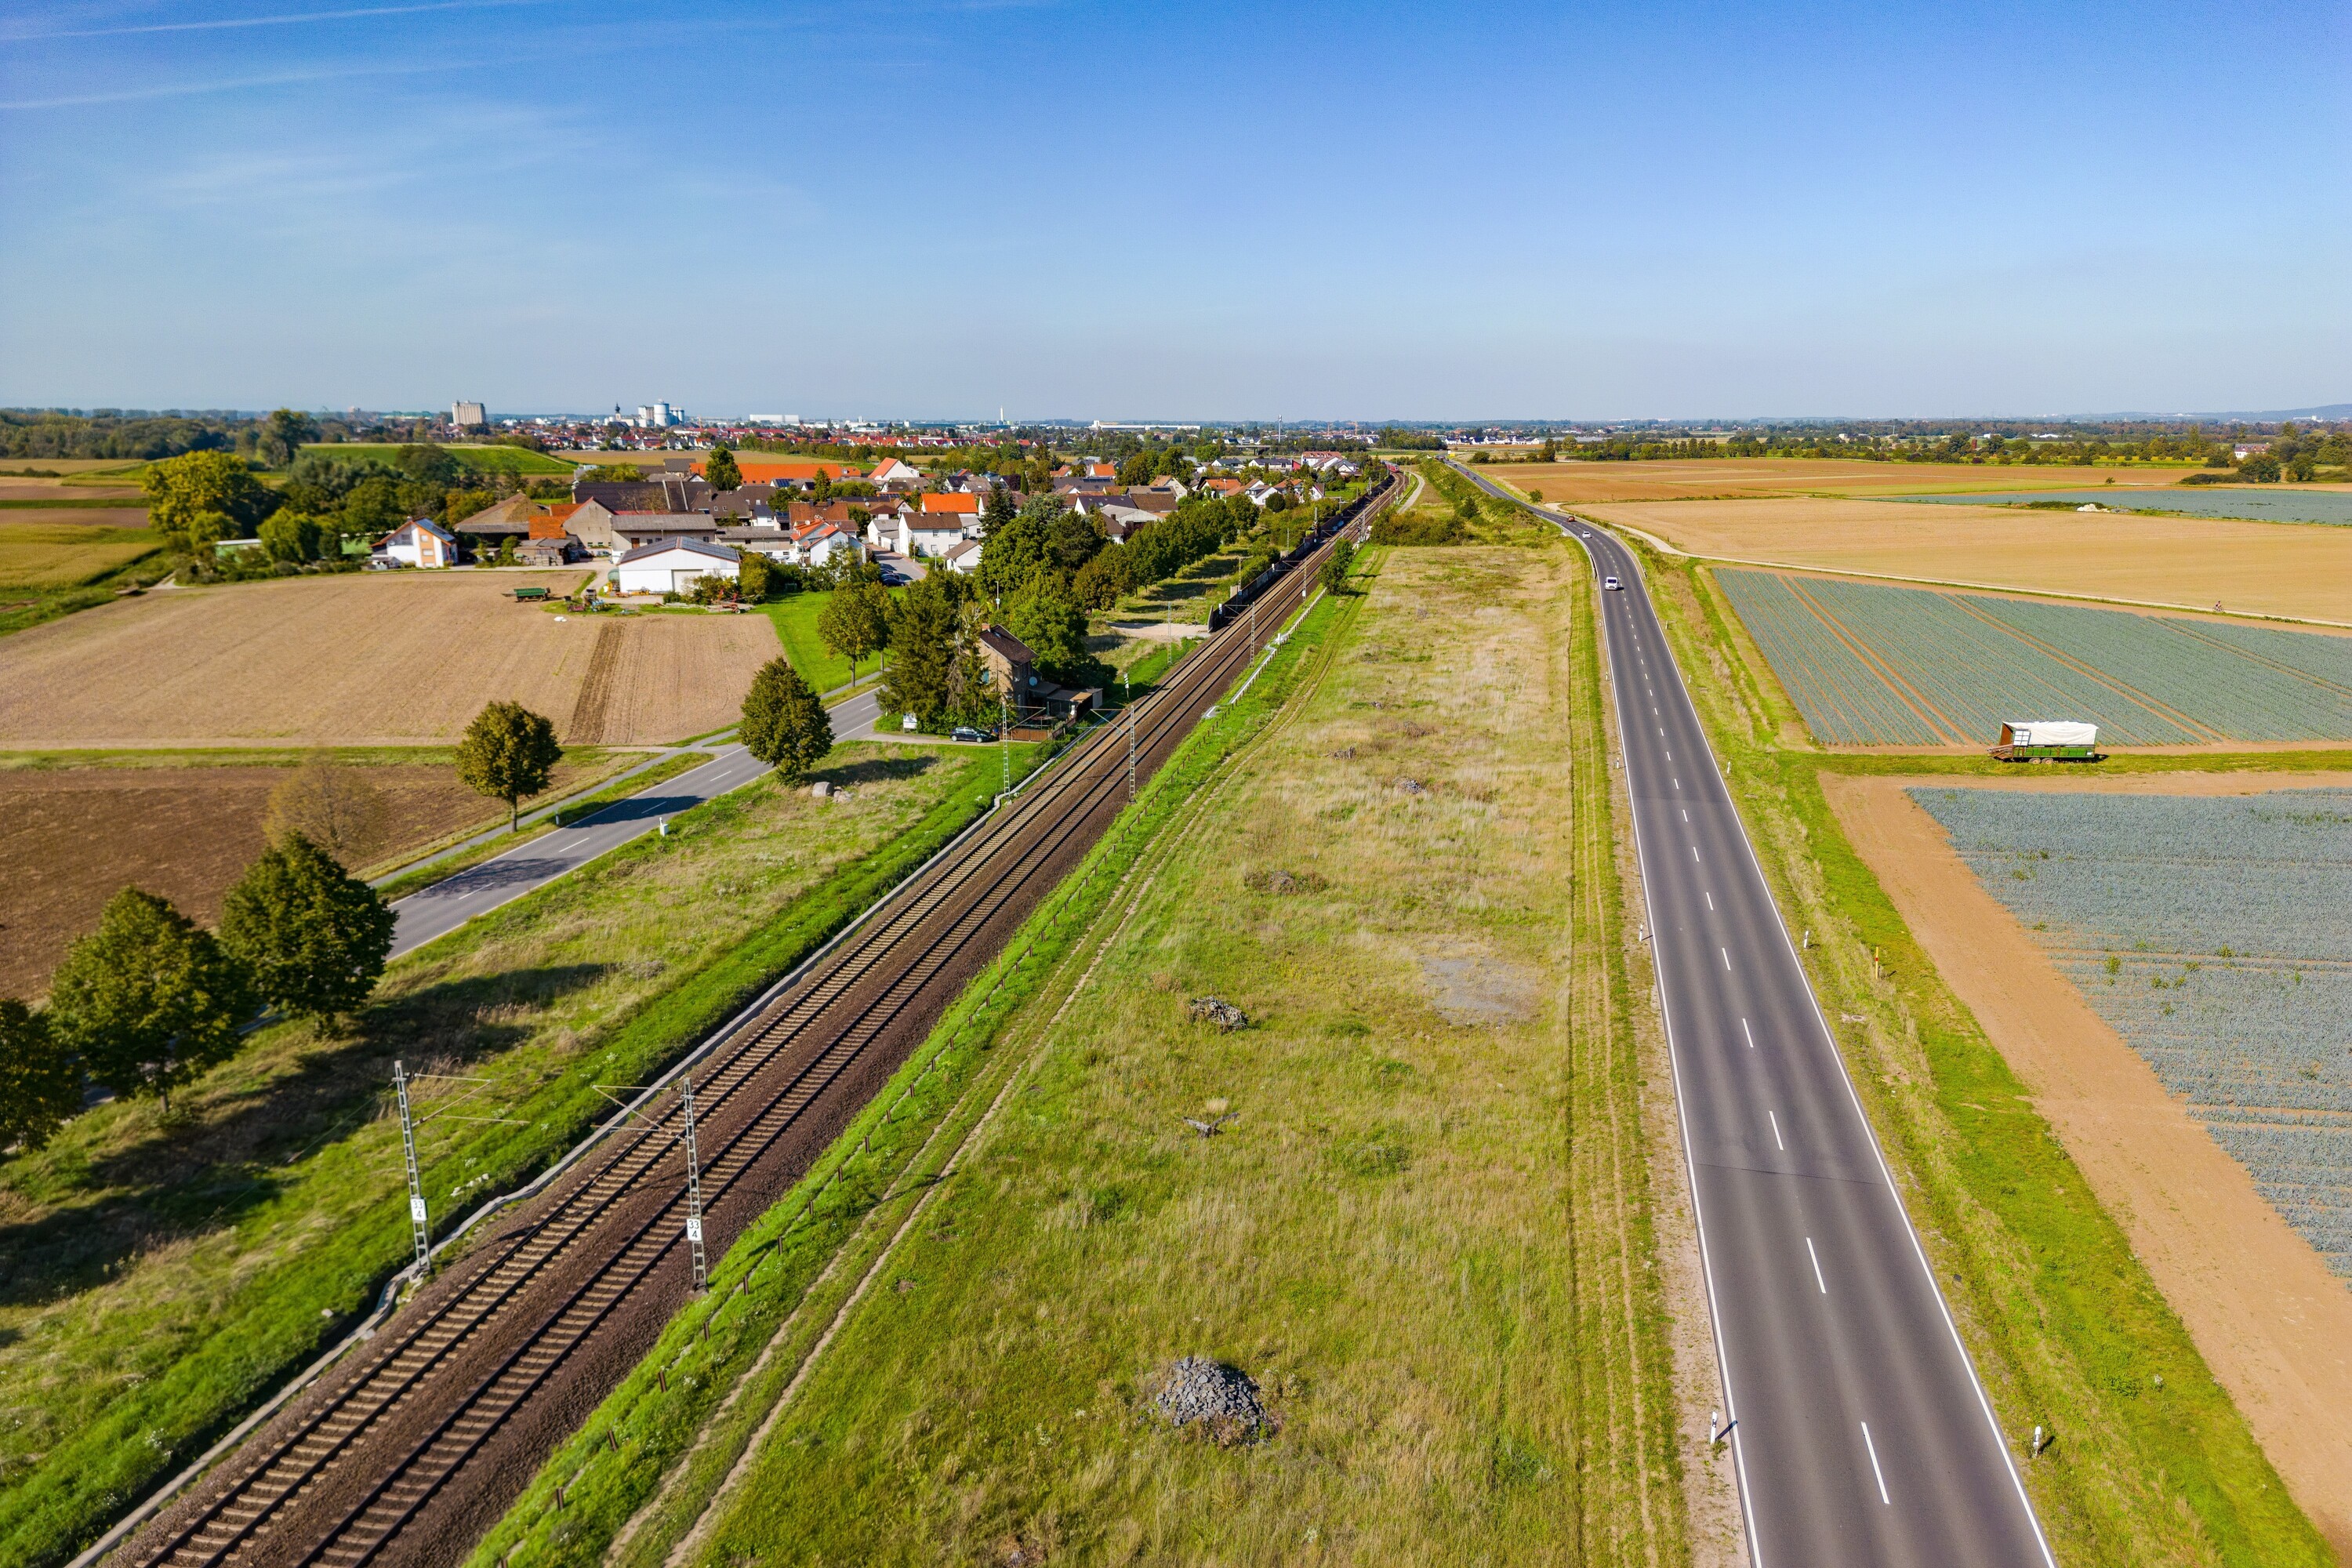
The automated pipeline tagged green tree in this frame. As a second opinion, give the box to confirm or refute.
[395,443,462,486]
[341,474,405,537]
[219,836,395,1023]
[704,445,742,492]
[48,889,254,1115]
[259,511,325,563]
[143,450,276,551]
[740,657,833,778]
[456,700,564,831]
[1319,538,1357,596]
[738,550,778,601]
[818,581,891,682]
[1004,579,1100,687]
[1073,545,1135,610]
[0,1000,80,1156]
[981,483,1018,536]
[257,408,321,468]
[882,574,966,727]
[444,488,495,530]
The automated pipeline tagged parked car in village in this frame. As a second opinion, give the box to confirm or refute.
[951,725,993,743]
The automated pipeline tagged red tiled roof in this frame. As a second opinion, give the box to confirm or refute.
[920,492,979,514]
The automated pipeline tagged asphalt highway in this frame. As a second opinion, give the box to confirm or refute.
[1455,467,2053,1567]
[388,688,882,958]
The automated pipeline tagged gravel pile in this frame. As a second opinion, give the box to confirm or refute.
[1155,1356,1270,1441]
[1188,996,1248,1031]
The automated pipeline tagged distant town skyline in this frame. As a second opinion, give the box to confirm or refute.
[3,0,2345,416]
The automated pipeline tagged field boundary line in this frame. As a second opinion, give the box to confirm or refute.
[2156,619,2352,702]
[1780,575,1970,744]
[1939,592,2227,743]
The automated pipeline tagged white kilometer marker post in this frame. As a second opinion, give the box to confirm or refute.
[1807,1236,1827,1294]
[1860,1422,1891,1504]
[1769,1110,1784,1150]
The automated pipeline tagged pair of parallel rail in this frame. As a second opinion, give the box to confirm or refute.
[121,476,1396,1568]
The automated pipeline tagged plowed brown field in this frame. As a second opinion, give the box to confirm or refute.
[0,572,779,747]
[0,760,598,996]
[1583,496,2352,624]
[1486,457,2191,505]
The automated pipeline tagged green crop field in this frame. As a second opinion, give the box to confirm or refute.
[295,443,575,476]
[1718,569,2352,746]
[0,739,1038,1568]
[1916,786,2352,1277]
[0,524,164,592]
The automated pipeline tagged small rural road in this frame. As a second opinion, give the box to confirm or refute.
[1454,465,2053,1568]
[389,688,883,959]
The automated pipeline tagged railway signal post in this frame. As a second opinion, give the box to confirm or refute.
[681,1075,708,1293]
[395,1061,427,1268]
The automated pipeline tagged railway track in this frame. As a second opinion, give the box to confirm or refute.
[116,475,1397,1568]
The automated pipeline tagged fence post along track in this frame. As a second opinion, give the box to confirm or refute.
[105,469,1400,1568]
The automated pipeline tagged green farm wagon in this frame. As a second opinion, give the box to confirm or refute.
[1992,720,2100,761]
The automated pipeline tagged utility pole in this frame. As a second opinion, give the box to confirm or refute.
[681,1075,707,1294]
[1127,701,1138,802]
[1000,689,1010,797]
[395,1060,428,1269]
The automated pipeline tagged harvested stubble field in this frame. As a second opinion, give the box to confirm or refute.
[662,544,1693,1567]
[1717,569,2352,746]
[0,742,1007,1568]
[1584,496,2352,624]
[0,572,779,748]
[1840,777,2352,1552]
[1486,457,2188,506]
[0,756,612,996]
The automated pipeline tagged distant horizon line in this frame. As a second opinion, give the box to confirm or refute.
[7,403,2349,427]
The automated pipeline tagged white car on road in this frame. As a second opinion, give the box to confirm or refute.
[1602,575,1623,590]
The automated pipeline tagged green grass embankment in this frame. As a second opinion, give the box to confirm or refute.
[0,740,1040,1568]
[1628,539,2332,1567]
[475,541,1690,1566]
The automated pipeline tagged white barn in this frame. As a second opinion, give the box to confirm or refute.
[614,538,741,595]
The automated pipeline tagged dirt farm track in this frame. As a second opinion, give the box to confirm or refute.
[0,573,779,748]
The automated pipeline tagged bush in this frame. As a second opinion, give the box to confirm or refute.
[1370,514,1467,546]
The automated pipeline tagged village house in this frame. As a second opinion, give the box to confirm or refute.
[378,517,459,568]
[975,624,1098,724]
[942,538,982,574]
[561,499,622,554]
[918,491,980,518]
[898,514,969,558]
[612,538,739,595]
[868,456,922,486]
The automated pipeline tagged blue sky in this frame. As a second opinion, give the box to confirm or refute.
[1,0,2345,419]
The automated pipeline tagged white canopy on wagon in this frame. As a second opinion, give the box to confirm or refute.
[1998,720,2098,747]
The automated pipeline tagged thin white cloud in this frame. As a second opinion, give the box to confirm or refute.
[0,0,546,44]
[0,57,474,109]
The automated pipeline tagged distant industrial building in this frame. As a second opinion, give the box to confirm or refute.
[451,400,487,428]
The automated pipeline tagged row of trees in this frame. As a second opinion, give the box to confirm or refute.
[0,700,597,1154]
[140,441,532,561]
[0,836,396,1150]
